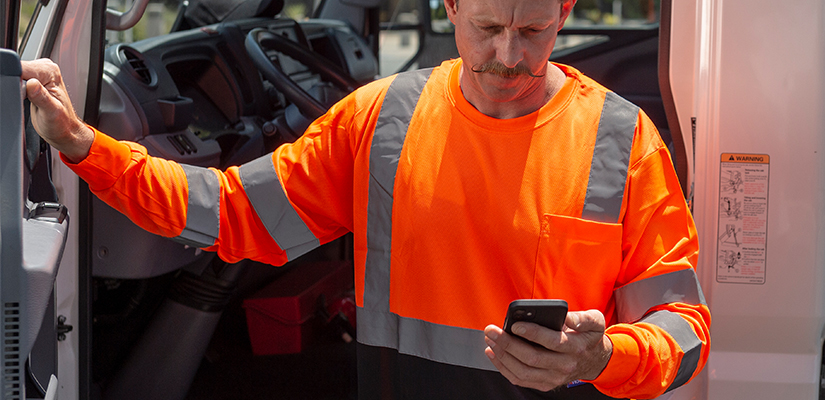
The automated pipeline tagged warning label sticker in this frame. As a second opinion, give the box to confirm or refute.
[716,153,770,284]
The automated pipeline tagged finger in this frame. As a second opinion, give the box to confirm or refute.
[485,325,538,366]
[486,324,545,360]
[25,78,45,104]
[508,321,564,352]
[564,312,581,330]
[20,59,59,82]
[27,77,72,127]
[20,60,39,81]
[486,325,579,391]
[25,78,62,114]
[485,341,561,392]
[565,310,605,333]
[555,310,608,356]
[25,79,52,135]
[485,346,522,386]
[487,324,559,370]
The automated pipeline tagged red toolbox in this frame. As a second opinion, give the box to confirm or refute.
[242,260,354,355]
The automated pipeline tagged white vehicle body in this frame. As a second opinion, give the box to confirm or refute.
[667,1,825,399]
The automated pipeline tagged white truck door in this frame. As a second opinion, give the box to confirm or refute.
[664,0,825,399]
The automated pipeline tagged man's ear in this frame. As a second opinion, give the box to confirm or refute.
[444,0,458,24]
[559,0,576,30]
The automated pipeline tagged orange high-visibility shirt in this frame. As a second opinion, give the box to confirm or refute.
[66,59,709,399]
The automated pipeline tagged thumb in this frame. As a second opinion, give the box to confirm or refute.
[25,78,56,136]
[26,78,56,110]
[565,310,605,333]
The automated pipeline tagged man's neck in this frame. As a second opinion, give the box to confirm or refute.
[460,62,566,119]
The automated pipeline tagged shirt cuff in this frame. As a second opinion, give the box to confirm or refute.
[586,330,640,389]
[60,126,135,192]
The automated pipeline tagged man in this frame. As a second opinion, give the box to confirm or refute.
[22,0,710,398]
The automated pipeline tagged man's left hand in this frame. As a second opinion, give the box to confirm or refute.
[484,310,613,392]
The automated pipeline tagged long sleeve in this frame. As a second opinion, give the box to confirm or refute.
[62,86,377,266]
[588,114,710,399]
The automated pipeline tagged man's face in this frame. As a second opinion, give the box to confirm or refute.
[446,0,573,104]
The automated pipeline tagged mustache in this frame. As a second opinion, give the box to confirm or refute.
[470,62,545,78]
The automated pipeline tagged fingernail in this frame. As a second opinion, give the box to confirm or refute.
[487,330,499,341]
[485,348,495,360]
[513,325,525,335]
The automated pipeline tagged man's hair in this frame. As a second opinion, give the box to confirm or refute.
[470,61,545,78]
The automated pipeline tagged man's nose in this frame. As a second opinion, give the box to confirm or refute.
[494,30,525,69]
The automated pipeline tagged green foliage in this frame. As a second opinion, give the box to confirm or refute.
[283,4,308,20]
[572,0,659,25]
[19,0,38,40]
[430,3,447,21]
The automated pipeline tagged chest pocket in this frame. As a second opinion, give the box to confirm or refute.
[534,214,622,312]
[533,92,639,312]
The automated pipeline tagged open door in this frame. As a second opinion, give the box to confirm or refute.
[0,48,69,400]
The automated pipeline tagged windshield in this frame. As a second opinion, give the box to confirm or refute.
[19,0,660,45]
[18,0,659,75]
[427,0,660,52]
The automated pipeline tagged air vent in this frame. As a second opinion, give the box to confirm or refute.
[3,302,21,400]
[120,46,154,85]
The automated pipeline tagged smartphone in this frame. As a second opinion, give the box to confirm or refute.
[503,299,568,335]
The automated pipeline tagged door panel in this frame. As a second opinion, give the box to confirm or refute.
[0,48,69,400]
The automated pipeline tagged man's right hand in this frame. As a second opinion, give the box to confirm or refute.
[483,310,612,392]
[21,59,94,163]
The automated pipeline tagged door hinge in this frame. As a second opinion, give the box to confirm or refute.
[57,315,73,341]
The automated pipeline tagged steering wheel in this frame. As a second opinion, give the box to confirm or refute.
[244,27,359,121]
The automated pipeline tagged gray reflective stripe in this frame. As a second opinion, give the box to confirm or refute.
[615,268,706,324]
[238,154,319,261]
[582,92,639,223]
[639,310,703,391]
[364,69,433,312]
[356,306,495,371]
[175,164,220,248]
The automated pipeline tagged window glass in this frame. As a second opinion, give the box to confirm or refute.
[560,0,659,52]
[101,0,317,45]
[19,0,39,43]
[281,0,318,20]
[378,0,420,76]
[105,0,179,46]
[428,0,452,33]
[427,0,660,35]
[571,0,659,26]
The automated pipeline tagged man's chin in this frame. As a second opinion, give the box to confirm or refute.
[483,71,542,89]
[478,81,531,102]
[461,69,544,107]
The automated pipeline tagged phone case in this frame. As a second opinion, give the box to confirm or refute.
[503,299,568,334]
